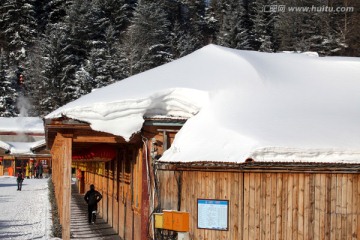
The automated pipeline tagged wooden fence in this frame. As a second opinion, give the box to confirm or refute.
[158,170,360,240]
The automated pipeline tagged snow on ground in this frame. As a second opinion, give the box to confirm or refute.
[0,176,52,240]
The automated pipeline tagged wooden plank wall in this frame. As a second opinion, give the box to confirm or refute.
[158,171,360,240]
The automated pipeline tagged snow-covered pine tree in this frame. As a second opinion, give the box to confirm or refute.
[214,0,233,47]
[51,0,92,104]
[34,23,70,113]
[0,0,38,62]
[93,0,135,39]
[87,25,124,88]
[316,4,347,56]
[42,0,68,29]
[0,0,39,103]
[21,44,43,116]
[338,0,360,56]
[216,0,252,50]
[0,49,18,116]
[204,3,219,44]
[170,0,215,58]
[123,0,172,75]
[276,0,345,56]
[171,21,200,58]
[251,0,278,52]
[83,1,127,88]
[75,65,94,96]
[182,0,208,49]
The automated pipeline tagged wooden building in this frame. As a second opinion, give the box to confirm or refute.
[156,160,360,239]
[43,44,360,239]
[0,140,52,176]
[0,117,50,176]
[44,117,183,240]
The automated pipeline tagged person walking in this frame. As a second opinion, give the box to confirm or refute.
[84,184,102,224]
[38,162,43,179]
[16,170,24,191]
[35,162,39,178]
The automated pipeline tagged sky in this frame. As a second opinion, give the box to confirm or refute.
[0,176,54,240]
[46,44,360,164]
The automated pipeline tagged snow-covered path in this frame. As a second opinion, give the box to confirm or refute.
[0,176,52,240]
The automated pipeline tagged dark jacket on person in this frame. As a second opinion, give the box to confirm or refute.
[84,189,102,207]
[17,172,24,182]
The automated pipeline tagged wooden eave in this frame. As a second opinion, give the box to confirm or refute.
[156,161,360,173]
[11,153,52,158]
[45,117,141,151]
[0,131,44,136]
[144,117,187,126]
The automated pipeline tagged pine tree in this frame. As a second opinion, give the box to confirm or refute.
[52,0,91,104]
[216,0,252,50]
[0,0,38,61]
[87,25,123,88]
[75,66,93,96]
[182,0,208,49]
[251,0,278,52]
[42,0,68,29]
[276,0,345,55]
[83,1,128,88]
[204,3,219,44]
[93,0,135,40]
[124,1,172,75]
[171,21,199,58]
[0,49,18,116]
[33,23,68,113]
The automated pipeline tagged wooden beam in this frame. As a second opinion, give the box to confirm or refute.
[73,136,118,143]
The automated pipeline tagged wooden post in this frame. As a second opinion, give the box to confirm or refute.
[51,133,72,240]
[62,136,72,240]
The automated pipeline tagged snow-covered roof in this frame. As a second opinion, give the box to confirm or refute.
[0,139,46,155]
[0,117,44,134]
[46,44,360,164]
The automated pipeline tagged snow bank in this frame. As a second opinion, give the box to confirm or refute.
[0,177,52,239]
[46,44,360,163]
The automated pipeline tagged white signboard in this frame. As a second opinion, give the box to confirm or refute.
[197,199,229,230]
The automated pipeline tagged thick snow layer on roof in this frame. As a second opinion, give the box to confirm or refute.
[0,117,44,134]
[0,139,45,155]
[46,45,360,163]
